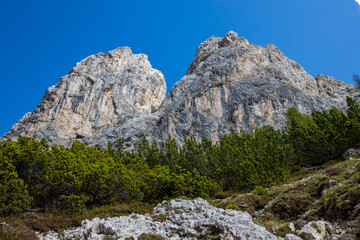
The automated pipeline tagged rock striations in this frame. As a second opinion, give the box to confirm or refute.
[2,31,359,148]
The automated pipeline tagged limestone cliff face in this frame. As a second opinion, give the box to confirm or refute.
[1,47,166,146]
[154,31,358,145]
[1,31,358,148]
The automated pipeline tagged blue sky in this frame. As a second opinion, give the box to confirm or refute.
[1,0,360,136]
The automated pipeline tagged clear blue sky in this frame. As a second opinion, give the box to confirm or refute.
[1,0,360,136]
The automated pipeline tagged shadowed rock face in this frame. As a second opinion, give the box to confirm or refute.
[2,31,359,148]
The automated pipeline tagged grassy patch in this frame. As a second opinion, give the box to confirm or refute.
[138,233,164,240]
[0,202,155,239]
[210,157,360,238]
[212,192,271,216]
[310,222,321,233]
[152,214,168,222]
[0,222,38,240]
[103,236,118,240]
[260,219,293,237]
[253,186,268,196]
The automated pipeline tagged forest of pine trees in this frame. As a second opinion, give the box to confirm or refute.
[1,97,360,213]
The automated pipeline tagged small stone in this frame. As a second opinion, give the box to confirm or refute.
[298,221,333,240]
[289,222,296,232]
[294,219,306,230]
[299,224,322,240]
[329,179,337,187]
[344,148,360,157]
[285,233,302,240]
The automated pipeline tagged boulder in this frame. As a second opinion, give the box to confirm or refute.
[38,198,280,240]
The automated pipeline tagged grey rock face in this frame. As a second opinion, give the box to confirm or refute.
[1,47,166,147]
[2,31,359,148]
[38,198,280,240]
[154,31,359,145]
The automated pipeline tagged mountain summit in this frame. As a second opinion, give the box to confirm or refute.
[2,31,358,148]
[1,47,166,147]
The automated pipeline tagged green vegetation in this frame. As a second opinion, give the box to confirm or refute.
[138,233,164,240]
[287,96,360,166]
[1,97,360,238]
[138,125,292,191]
[0,152,30,213]
[354,74,360,88]
[0,201,155,240]
[152,213,168,222]
[212,157,360,237]
[253,186,268,196]
[0,124,296,213]
[0,138,219,212]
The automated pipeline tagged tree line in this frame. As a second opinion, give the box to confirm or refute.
[1,96,360,213]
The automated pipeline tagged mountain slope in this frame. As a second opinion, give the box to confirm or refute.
[153,31,358,145]
[1,31,358,148]
[1,47,166,147]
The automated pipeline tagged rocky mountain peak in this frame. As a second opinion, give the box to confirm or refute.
[1,47,166,145]
[2,31,358,149]
[155,32,358,145]
[187,31,252,75]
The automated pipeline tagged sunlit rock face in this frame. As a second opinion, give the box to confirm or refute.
[1,47,166,147]
[2,31,358,148]
[154,31,358,145]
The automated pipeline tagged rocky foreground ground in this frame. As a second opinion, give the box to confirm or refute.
[37,198,285,240]
[37,198,346,240]
[35,156,360,240]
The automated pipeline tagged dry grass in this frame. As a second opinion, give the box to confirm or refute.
[0,202,155,240]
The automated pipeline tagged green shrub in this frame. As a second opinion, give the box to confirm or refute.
[253,186,268,196]
[286,97,360,166]
[4,98,360,213]
[138,233,164,240]
[0,149,30,212]
[57,195,88,211]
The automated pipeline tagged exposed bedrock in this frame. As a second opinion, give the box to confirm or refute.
[2,31,358,148]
